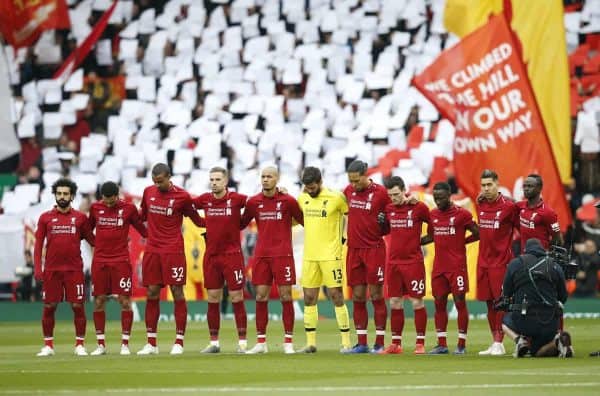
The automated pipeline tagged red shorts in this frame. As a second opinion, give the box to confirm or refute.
[476,266,506,301]
[92,260,132,296]
[386,262,426,298]
[346,246,386,286]
[431,270,469,297]
[252,256,296,286]
[142,252,187,286]
[203,252,245,291]
[42,271,86,303]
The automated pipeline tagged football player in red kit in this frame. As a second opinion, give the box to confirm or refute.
[88,181,147,356]
[343,160,392,353]
[137,163,205,355]
[34,178,95,356]
[379,176,430,355]
[476,170,519,356]
[194,167,248,353]
[242,166,303,354]
[422,182,479,355]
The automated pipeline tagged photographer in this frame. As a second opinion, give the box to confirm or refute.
[500,238,573,358]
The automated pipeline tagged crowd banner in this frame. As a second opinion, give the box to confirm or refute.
[413,14,572,230]
[0,0,70,48]
[444,0,572,183]
[53,0,118,82]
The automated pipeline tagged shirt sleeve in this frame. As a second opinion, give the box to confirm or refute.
[34,215,47,275]
[240,194,248,208]
[240,198,255,229]
[461,208,475,227]
[88,207,96,231]
[80,215,95,247]
[297,194,305,212]
[544,209,560,234]
[183,195,205,228]
[129,205,148,238]
[140,190,148,221]
[289,196,304,226]
[338,192,349,214]
[419,203,430,224]
[381,187,392,206]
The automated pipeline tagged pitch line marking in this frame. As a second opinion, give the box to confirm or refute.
[2,382,600,394]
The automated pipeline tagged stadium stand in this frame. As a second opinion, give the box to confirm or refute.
[0,0,599,295]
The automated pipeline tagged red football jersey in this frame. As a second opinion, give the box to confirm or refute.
[140,184,203,254]
[34,207,95,273]
[344,181,391,248]
[89,200,147,263]
[193,191,247,256]
[241,191,303,257]
[385,201,430,265]
[476,194,518,268]
[428,205,475,273]
[517,199,560,252]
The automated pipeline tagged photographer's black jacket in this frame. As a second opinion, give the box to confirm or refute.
[503,239,567,309]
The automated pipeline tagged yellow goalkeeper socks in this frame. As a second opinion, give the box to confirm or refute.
[335,305,351,348]
[304,305,318,346]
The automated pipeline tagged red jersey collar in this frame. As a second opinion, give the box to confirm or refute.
[52,206,74,214]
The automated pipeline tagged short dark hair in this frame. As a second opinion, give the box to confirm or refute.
[384,176,405,190]
[346,159,368,175]
[526,173,543,188]
[152,163,171,177]
[100,181,119,197]
[480,169,498,181]
[52,178,78,195]
[433,182,451,193]
[209,166,228,177]
[301,167,322,185]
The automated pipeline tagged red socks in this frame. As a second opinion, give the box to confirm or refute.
[93,311,106,346]
[174,299,187,346]
[414,306,427,345]
[72,305,86,346]
[255,301,268,342]
[434,298,448,347]
[455,299,469,348]
[390,308,404,345]
[207,302,220,341]
[372,298,387,346]
[145,299,159,346]
[353,300,368,345]
[232,301,247,341]
[282,300,294,343]
[121,310,133,345]
[42,305,56,348]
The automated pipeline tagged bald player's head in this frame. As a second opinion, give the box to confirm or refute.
[261,166,279,194]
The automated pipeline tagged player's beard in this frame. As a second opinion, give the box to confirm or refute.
[308,188,320,198]
[56,199,70,209]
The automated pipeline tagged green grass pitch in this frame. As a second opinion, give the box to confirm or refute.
[1,318,600,395]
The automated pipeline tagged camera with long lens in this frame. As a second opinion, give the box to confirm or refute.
[548,245,578,280]
[493,295,511,311]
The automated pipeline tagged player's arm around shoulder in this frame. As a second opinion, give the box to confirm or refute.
[240,195,257,229]
[463,208,479,244]
[287,194,304,226]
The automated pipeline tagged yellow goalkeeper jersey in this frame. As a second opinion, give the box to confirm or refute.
[298,187,348,261]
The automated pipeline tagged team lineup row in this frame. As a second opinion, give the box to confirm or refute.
[33,160,562,357]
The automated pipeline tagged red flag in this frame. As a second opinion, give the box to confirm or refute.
[0,0,70,48]
[53,0,118,82]
[413,14,571,231]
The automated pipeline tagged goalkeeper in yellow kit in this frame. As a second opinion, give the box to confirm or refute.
[297,167,352,353]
